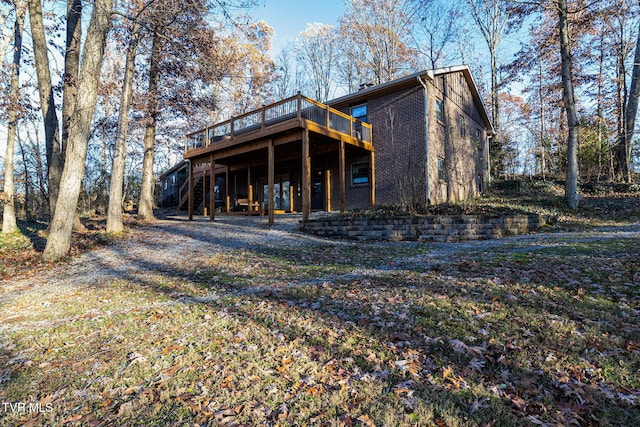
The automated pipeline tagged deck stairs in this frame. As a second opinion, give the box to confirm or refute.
[178,174,204,210]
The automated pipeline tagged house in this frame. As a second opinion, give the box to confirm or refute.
[158,160,189,208]
[157,159,226,211]
[181,65,493,224]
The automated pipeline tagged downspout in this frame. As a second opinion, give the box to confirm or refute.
[417,76,431,205]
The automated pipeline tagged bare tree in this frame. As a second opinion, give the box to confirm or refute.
[2,0,27,233]
[335,26,370,93]
[618,13,640,181]
[43,0,114,260]
[339,0,416,85]
[106,20,142,232]
[27,0,63,219]
[557,0,580,208]
[273,47,296,99]
[464,0,510,178]
[413,0,461,69]
[296,23,336,102]
[137,30,161,222]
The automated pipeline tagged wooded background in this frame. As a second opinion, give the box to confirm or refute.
[1,0,639,258]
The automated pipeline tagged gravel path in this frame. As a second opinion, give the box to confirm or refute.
[3,214,639,302]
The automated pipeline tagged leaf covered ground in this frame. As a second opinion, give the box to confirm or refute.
[1,194,639,426]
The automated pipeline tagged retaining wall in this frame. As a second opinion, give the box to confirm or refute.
[300,214,550,242]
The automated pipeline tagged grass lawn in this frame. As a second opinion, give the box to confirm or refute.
[0,181,639,426]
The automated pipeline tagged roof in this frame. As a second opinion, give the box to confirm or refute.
[327,65,495,135]
[159,160,188,180]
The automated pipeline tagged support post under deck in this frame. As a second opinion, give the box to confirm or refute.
[369,150,376,207]
[268,138,274,226]
[339,140,346,213]
[248,161,253,215]
[210,155,215,221]
[302,129,311,220]
[188,160,194,220]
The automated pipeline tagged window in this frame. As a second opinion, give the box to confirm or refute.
[435,99,444,122]
[437,158,446,182]
[351,104,367,139]
[475,129,483,151]
[350,104,367,122]
[459,115,465,137]
[351,162,369,185]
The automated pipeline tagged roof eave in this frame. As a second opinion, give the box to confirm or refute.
[327,65,495,134]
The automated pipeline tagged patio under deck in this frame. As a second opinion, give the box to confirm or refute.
[184,93,375,225]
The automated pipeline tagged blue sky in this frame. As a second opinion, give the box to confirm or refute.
[251,0,346,54]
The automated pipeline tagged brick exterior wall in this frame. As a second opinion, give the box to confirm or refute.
[331,69,489,209]
[428,72,488,204]
[336,86,427,208]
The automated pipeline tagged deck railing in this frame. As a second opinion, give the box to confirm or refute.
[186,93,372,152]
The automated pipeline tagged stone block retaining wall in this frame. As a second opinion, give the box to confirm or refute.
[300,214,550,242]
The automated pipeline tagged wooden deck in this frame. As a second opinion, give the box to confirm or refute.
[184,93,373,159]
[183,93,375,225]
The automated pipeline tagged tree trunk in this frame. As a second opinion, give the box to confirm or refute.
[43,0,113,260]
[65,0,88,232]
[25,127,48,212]
[107,23,141,232]
[558,0,580,209]
[2,2,26,234]
[137,32,161,222]
[28,0,63,219]
[18,132,31,221]
[489,43,501,178]
[62,0,81,151]
[538,51,546,180]
[619,19,640,183]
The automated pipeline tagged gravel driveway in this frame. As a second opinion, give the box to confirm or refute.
[4,214,638,302]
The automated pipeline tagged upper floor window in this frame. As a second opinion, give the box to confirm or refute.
[435,99,444,123]
[475,129,483,151]
[350,104,367,123]
[459,115,466,137]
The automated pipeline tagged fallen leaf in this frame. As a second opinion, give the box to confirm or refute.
[357,414,376,427]
[162,345,184,355]
[62,414,83,424]
[442,365,454,380]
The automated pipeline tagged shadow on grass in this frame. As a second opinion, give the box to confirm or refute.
[3,216,639,426]
[91,220,640,424]
[16,220,48,252]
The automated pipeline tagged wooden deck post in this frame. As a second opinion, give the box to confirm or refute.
[302,129,311,220]
[339,139,346,213]
[289,185,294,213]
[325,104,330,128]
[369,150,376,207]
[202,166,207,217]
[325,168,331,212]
[247,161,253,214]
[188,160,194,220]
[268,138,275,226]
[225,166,230,214]
[209,155,215,221]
